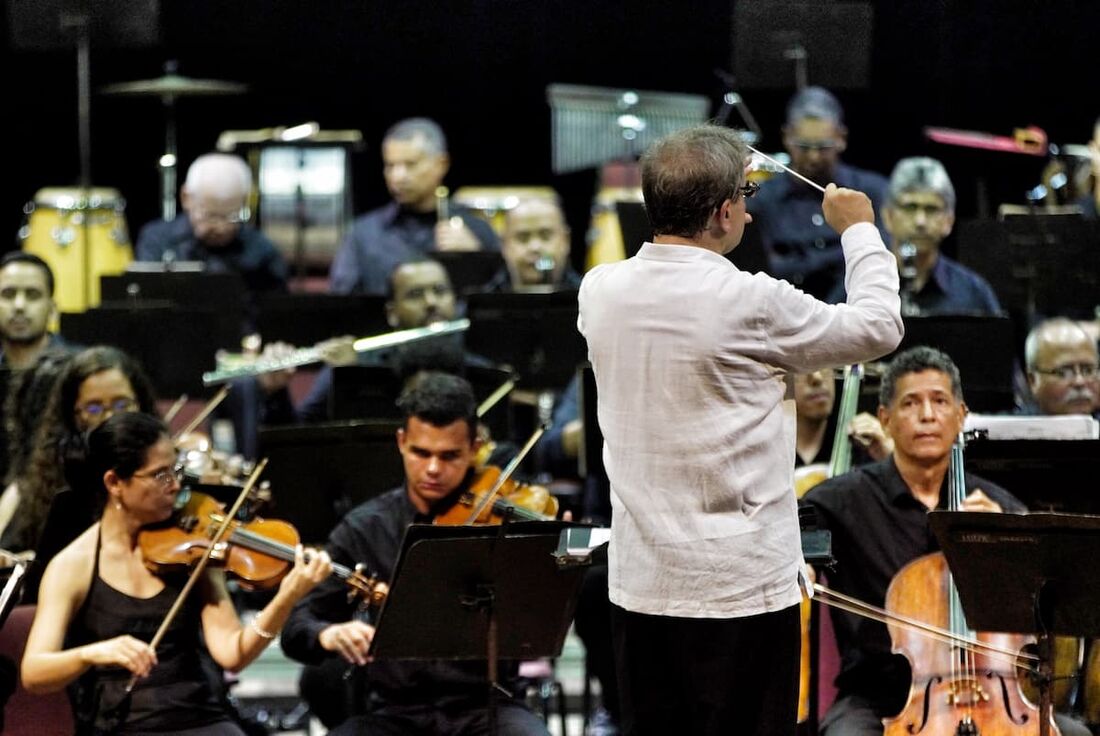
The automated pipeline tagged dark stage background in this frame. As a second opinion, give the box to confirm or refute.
[2,0,1098,269]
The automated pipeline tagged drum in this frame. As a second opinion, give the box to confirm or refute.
[584,185,644,269]
[19,187,133,313]
[452,186,558,236]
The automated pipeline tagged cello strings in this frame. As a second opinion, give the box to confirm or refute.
[813,585,1041,673]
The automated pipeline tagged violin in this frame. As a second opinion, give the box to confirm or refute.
[433,465,559,526]
[882,433,1057,736]
[138,489,387,608]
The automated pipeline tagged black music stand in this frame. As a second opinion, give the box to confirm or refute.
[930,511,1100,736]
[963,439,1100,514]
[466,291,586,390]
[890,315,1016,413]
[369,523,586,733]
[254,293,387,347]
[431,252,505,296]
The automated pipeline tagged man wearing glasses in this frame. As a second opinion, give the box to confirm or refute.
[1025,317,1099,417]
[135,152,288,297]
[578,124,902,735]
[827,157,1002,316]
[748,86,889,300]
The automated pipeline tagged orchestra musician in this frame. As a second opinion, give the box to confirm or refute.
[135,153,289,300]
[280,372,552,735]
[747,86,889,300]
[800,346,1091,736]
[20,411,331,735]
[1024,317,1099,417]
[1078,117,1099,218]
[328,118,500,296]
[826,157,1002,316]
[577,123,902,736]
[483,196,582,292]
[5,347,156,589]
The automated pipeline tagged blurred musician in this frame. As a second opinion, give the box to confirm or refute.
[1024,317,1099,417]
[281,372,551,736]
[748,86,889,300]
[1078,117,1099,218]
[827,157,1002,316]
[801,346,1091,736]
[135,153,289,299]
[483,197,582,292]
[328,118,500,296]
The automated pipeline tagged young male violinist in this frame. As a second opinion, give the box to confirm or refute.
[800,346,1090,736]
[280,371,550,736]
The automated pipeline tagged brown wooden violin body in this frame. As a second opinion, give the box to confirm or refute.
[433,465,559,526]
[884,552,1057,735]
[139,490,387,607]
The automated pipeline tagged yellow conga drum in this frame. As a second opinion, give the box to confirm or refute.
[20,187,133,312]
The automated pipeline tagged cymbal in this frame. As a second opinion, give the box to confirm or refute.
[99,73,247,98]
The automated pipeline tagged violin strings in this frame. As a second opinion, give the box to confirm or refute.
[813,585,1040,673]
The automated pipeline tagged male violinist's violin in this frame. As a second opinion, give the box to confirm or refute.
[138,490,387,608]
[433,465,559,526]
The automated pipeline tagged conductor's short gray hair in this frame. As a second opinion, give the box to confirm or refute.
[384,118,448,155]
[184,154,252,199]
[887,157,956,213]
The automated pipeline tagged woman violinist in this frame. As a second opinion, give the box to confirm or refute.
[21,412,332,735]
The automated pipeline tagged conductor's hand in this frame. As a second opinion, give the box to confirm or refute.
[960,489,1002,513]
[822,183,875,234]
[319,621,375,666]
[79,635,157,677]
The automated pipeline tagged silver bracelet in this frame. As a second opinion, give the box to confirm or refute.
[249,618,277,640]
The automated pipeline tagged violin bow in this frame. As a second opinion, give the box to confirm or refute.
[476,377,517,419]
[462,425,546,525]
[811,582,1041,671]
[125,457,268,692]
[172,385,231,440]
[162,394,189,425]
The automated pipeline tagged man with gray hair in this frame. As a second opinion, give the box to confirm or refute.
[748,86,889,301]
[329,117,499,295]
[136,152,288,295]
[829,156,1000,315]
[579,123,902,735]
[1025,317,1099,416]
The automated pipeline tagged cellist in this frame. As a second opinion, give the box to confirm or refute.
[800,346,1091,735]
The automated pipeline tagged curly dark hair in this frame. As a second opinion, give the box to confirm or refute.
[3,349,73,485]
[8,346,155,551]
[395,371,477,441]
[878,346,964,407]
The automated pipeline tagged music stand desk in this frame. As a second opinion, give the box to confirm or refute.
[931,511,1100,736]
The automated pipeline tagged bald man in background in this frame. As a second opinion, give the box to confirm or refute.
[136,152,288,297]
[1025,317,1099,417]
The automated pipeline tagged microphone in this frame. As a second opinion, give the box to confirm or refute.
[898,242,921,317]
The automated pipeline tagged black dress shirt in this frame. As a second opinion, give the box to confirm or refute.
[800,457,1024,712]
[281,485,522,709]
[827,253,1002,316]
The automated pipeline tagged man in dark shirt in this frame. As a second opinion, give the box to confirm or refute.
[280,372,549,735]
[801,346,1089,736]
[135,153,288,298]
[747,86,889,299]
[827,157,1002,316]
[483,197,581,293]
[329,118,500,296]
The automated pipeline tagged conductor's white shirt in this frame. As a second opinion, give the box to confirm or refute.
[578,222,902,618]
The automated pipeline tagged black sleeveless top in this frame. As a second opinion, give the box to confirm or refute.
[65,532,227,735]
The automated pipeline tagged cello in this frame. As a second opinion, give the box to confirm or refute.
[881,432,1058,736]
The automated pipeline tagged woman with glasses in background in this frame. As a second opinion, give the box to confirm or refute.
[11,346,157,603]
[21,411,330,735]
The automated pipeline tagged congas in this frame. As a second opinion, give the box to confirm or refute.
[585,161,644,269]
[452,186,558,236]
[19,187,133,312]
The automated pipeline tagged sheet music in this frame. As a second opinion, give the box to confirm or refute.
[964,414,1099,440]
